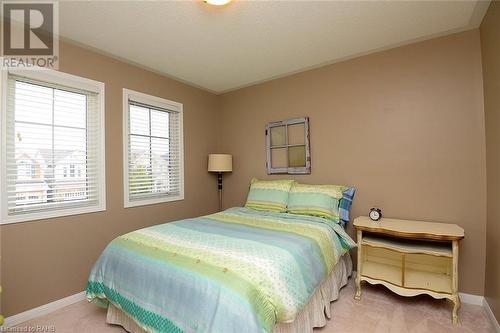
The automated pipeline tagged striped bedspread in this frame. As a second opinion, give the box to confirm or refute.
[86,207,356,333]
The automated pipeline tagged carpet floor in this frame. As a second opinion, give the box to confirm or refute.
[15,278,496,333]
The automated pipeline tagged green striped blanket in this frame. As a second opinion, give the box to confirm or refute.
[86,207,355,333]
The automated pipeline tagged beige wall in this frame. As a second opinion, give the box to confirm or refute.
[0,41,220,316]
[218,30,487,295]
[481,1,500,322]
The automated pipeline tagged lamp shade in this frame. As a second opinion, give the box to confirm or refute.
[208,154,232,172]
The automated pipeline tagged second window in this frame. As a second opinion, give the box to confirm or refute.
[123,89,184,207]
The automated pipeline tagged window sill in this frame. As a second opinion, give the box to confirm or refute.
[124,195,184,208]
[0,204,106,225]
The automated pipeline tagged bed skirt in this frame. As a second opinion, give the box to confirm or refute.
[106,253,353,333]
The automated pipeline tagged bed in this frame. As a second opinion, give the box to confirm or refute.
[86,207,356,333]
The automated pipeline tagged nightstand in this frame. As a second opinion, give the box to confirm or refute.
[353,216,464,324]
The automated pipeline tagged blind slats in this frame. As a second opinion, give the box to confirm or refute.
[126,97,182,202]
[5,75,103,216]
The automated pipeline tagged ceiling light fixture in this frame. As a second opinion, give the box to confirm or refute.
[204,0,232,6]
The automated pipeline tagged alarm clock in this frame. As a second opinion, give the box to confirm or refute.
[369,208,382,221]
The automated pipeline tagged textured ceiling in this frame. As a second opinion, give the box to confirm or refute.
[59,1,490,93]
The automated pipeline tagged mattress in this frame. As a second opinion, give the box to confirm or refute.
[87,207,356,333]
[106,254,353,333]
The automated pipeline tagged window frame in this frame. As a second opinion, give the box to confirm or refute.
[0,68,106,225]
[122,88,184,208]
[266,117,311,175]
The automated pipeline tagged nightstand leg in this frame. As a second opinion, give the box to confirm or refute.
[354,230,362,301]
[452,240,460,325]
[452,296,461,325]
[355,278,361,300]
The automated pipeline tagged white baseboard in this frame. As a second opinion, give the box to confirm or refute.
[483,298,500,333]
[459,292,484,306]
[2,291,86,328]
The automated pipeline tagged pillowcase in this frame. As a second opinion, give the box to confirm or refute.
[287,183,347,221]
[245,178,295,212]
[339,187,356,228]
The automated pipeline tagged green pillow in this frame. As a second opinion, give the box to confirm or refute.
[245,178,295,212]
[287,183,347,221]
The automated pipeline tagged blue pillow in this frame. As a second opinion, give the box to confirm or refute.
[339,187,356,228]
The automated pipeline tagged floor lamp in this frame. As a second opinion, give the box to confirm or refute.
[208,154,233,211]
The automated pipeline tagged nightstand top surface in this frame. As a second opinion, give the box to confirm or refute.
[353,216,464,241]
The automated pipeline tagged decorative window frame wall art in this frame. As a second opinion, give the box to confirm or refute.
[266,117,311,174]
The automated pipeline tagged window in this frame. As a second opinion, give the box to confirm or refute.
[1,69,105,224]
[123,89,183,207]
[266,117,311,174]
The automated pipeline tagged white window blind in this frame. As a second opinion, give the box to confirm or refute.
[1,71,105,223]
[123,89,184,207]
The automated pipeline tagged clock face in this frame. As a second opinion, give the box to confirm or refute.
[369,210,380,221]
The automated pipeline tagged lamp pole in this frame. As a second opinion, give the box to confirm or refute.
[218,172,223,211]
